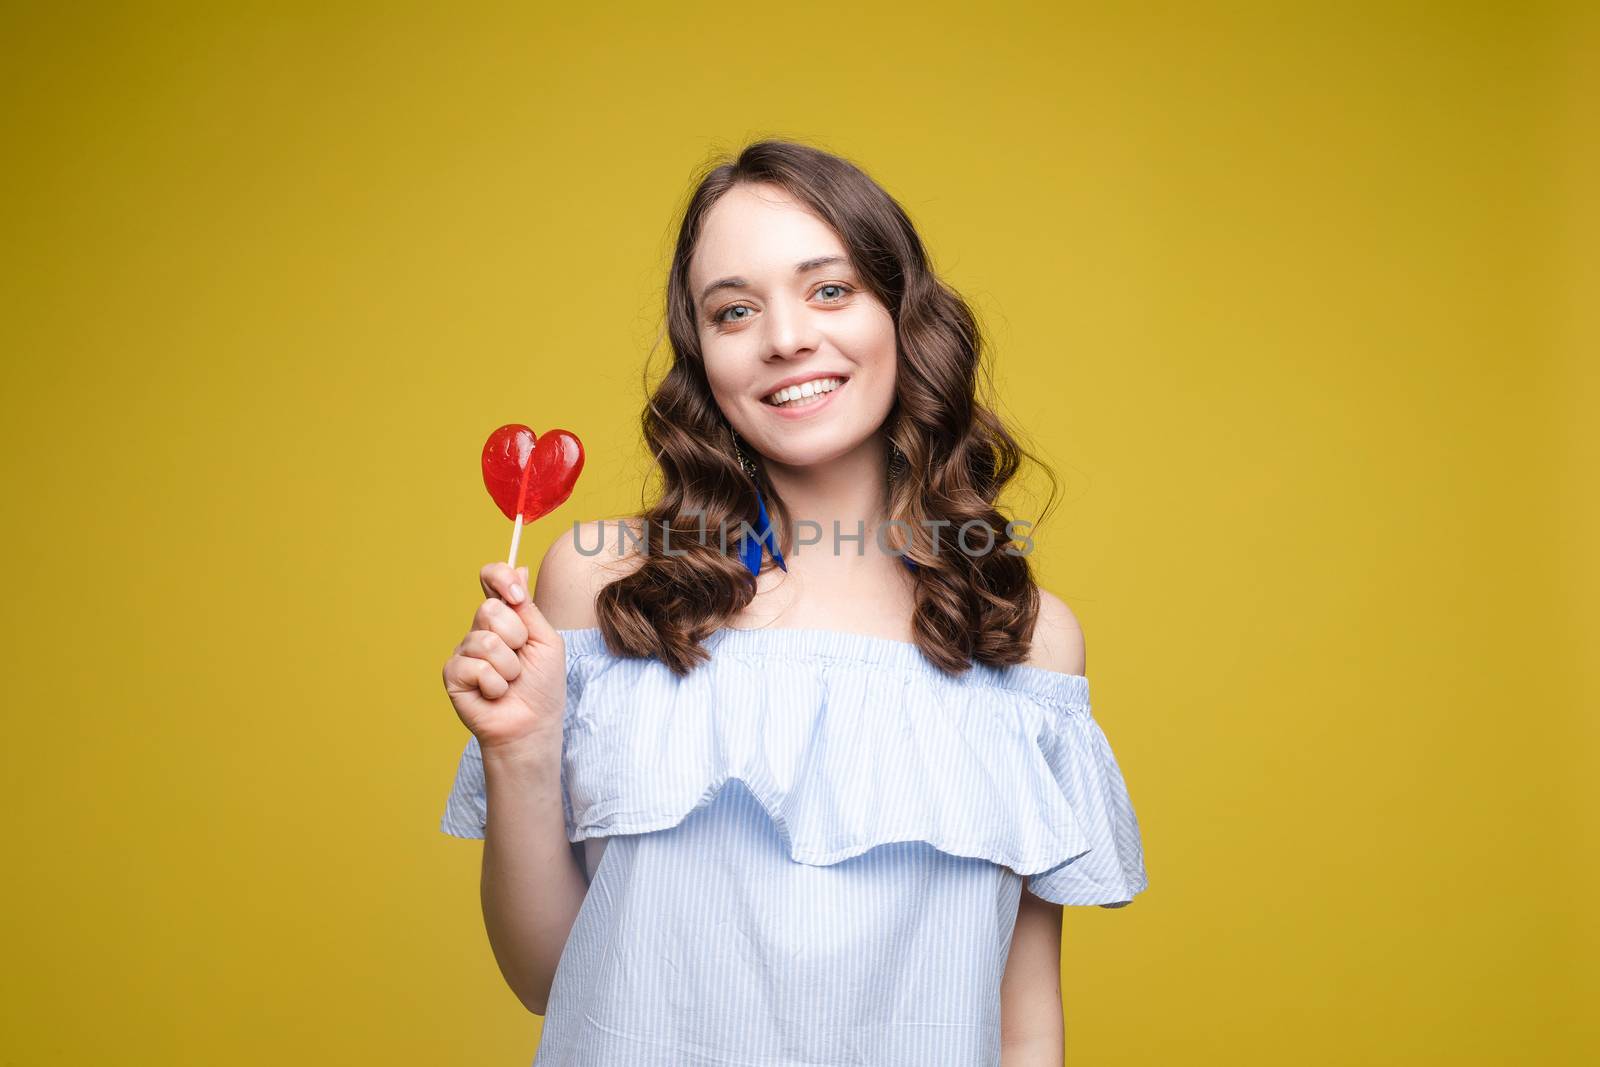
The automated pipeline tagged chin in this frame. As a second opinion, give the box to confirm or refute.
[761,435,876,467]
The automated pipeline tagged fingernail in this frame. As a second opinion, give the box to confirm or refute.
[508,584,526,604]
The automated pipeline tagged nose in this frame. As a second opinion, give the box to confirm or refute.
[761,295,821,361]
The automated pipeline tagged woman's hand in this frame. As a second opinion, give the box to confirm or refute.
[442,561,567,751]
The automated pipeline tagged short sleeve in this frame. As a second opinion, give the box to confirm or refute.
[439,734,487,839]
[1020,707,1149,908]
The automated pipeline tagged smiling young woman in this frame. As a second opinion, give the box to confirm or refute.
[440,139,1148,1066]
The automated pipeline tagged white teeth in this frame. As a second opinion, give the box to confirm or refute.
[765,376,843,407]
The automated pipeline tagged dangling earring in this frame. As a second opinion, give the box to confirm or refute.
[885,438,919,573]
[886,438,907,490]
[731,428,759,481]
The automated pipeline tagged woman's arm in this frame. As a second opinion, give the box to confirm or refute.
[1000,589,1086,1062]
[478,725,588,1016]
[1001,888,1066,1064]
[476,528,621,1014]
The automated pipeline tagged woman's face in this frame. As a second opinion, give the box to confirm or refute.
[689,182,898,471]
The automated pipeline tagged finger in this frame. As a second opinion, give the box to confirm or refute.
[443,654,508,700]
[479,561,527,607]
[519,594,562,649]
[492,559,531,607]
[517,565,558,646]
[494,563,560,649]
[476,661,509,700]
[458,629,521,682]
[474,597,530,651]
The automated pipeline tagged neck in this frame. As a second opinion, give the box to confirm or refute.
[761,435,891,562]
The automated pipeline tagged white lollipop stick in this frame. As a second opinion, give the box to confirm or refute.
[506,513,525,570]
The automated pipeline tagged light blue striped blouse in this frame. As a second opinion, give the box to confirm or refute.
[441,625,1148,1066]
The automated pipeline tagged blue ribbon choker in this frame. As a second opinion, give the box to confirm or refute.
[743,487,918,578]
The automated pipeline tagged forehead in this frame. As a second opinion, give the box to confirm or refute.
[690,183,846,285]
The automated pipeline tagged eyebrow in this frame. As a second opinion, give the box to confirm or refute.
[697,255,850,306]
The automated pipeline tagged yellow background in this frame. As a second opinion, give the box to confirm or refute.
[3,3,1593,1063]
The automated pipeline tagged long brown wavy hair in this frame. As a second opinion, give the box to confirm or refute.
[595,139,1058,676]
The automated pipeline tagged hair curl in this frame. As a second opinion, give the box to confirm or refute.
[595,139,1058,676]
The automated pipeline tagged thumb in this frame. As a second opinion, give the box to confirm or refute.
[512,565,562,646]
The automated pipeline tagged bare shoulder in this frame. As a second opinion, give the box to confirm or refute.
[1025,587,1086,676]
[531,517,648,630]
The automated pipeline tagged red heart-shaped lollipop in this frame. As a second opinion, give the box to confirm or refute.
[481,424,585,569]
[481,424,585,523]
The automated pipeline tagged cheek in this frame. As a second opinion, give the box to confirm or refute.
[848,313,898,386]
[700,350,747,413]
[867,331,899,414]
[847,305,896,360]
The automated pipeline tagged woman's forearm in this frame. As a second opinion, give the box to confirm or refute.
[1002,1032,1065,1066]
[478,729,589,1015]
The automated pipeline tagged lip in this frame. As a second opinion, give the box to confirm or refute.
[760,375,849,420]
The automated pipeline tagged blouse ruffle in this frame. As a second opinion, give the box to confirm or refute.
[441,625,1148,908]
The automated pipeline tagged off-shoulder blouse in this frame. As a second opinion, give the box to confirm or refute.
[441,625,1149,1067]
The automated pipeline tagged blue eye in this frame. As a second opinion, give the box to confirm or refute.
[708,283,854,329]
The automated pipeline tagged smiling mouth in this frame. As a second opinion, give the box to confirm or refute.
[761,376,847,408]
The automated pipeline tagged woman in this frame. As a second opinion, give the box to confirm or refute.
[441,139,1148,1066]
